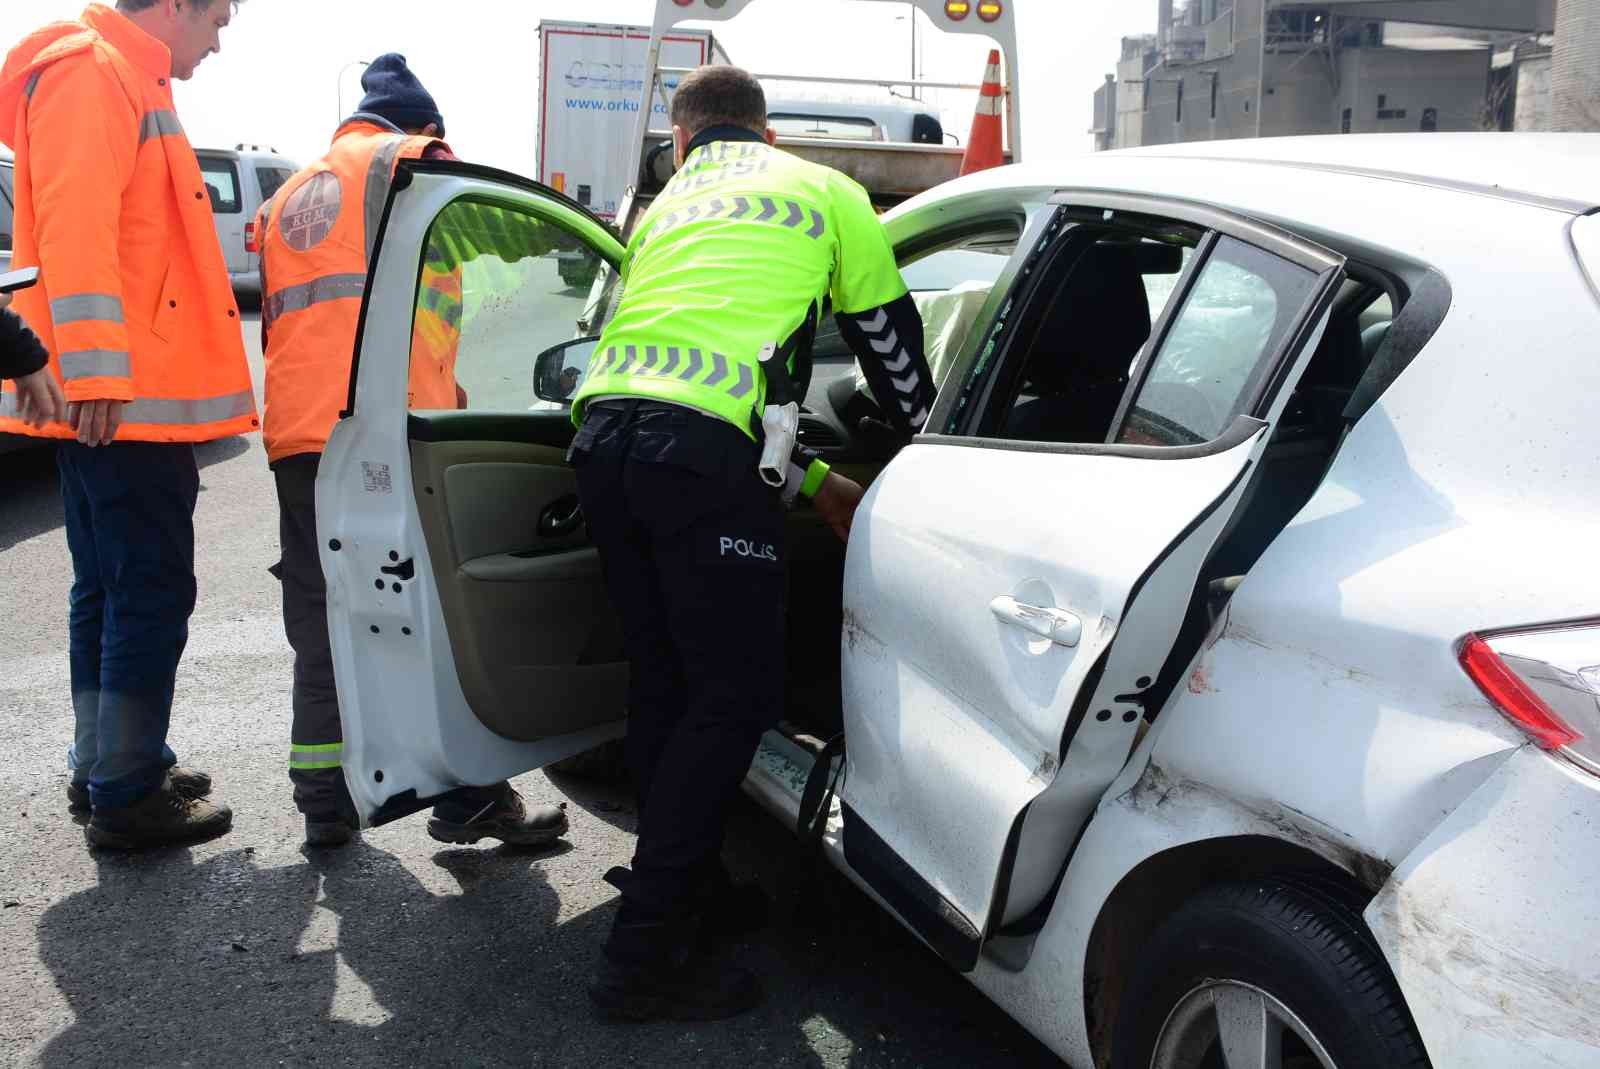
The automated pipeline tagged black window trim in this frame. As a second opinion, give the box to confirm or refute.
[925,188,1346,462]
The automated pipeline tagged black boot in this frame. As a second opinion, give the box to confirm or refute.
[589,870,763,1022]
[698,865,770,945]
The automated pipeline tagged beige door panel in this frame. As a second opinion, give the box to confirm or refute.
[410,439,626,743]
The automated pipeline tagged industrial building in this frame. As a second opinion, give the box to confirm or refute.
[1089,1,1586,150]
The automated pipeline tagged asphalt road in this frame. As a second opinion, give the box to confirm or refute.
[0,311,1059,1068]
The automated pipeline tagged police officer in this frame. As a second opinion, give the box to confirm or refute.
[571,64,936,1021]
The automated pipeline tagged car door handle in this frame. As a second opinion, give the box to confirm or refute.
[990,596,1082,647]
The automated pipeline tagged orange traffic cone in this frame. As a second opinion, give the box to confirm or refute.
[960,49,1005,176]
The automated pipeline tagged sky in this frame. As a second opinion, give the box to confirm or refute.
[0,1,1155,173]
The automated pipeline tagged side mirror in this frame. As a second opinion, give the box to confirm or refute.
[533,336,600,406]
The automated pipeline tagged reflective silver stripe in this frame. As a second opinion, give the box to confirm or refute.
[0,389,255,427]
[265,273,368,324]
[138,109,185,145]
[976,94,1004,117]
[23,71,42,101]
[122,390,255,426]
[51,294,125,326]
[364,139,406,262]
[59,349,131,380]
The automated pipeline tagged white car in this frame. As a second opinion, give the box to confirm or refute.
[195,144,298,297]
[315,134,1600,1068]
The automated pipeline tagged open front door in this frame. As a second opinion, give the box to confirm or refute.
[839,194,1345,969]
[318,161,628,826]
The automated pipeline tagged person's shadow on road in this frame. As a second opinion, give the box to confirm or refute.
[33,838,570,1067]
[34,814,1060,1067]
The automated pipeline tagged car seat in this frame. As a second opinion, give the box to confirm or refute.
[1003,242,1156,444]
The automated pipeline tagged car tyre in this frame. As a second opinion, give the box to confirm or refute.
[1111,877,1432,1069]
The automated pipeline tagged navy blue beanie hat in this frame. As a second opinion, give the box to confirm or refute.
[358,53,445,136]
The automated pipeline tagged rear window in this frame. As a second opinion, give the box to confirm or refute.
[0,164,12,252]
[198,157,242,214]
[256,166,293,202]
[768,113,883,141]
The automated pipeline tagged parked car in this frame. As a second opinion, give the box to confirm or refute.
[313,133,1600,1068]
[195,144,298,297]
[0,146,29,455]
[0,147,13,277]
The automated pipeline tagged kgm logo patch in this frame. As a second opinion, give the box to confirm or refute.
[280,171,342,251]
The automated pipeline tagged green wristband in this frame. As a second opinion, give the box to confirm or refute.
[800,458,831,499]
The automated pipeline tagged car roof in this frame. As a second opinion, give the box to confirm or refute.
[195,146,295,164]
[1112,133,1600,213]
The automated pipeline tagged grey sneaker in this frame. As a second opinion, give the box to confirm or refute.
[86,780,232,851]
[427,789,569,847]
[68,766,213,814]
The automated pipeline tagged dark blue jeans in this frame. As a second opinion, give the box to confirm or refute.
[58,442,198,809]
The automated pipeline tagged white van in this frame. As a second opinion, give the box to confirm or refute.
[195,144,299,297]
[0,148,14,276]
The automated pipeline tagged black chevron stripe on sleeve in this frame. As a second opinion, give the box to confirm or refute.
[835,293,935,434]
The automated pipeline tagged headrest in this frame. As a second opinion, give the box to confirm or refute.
[1026,241,1158,392]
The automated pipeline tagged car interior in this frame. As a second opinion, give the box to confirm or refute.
[775,210,1406,753]
[397,192,1405,765]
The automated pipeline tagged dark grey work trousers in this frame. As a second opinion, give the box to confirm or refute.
[271,452,504,822]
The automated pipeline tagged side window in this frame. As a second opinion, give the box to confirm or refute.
[409,198,615,413]
[256,167,293,203]
[0,165,13,252]
[976,225,1200,446]
[899,244,1012,294]
[199,158,242,214]
[1117,236,1319,447]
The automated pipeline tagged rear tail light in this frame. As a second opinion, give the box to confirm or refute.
[1459,623,1600,775]
[244,220,258,254]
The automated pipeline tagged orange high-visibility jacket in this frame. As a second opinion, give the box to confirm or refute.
[0,5,256,442]
[257,118,461,463]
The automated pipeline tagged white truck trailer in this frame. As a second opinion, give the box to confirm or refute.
[538,0,1022,240]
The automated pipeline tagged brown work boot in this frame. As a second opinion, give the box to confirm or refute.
[426,784,568,847]
[67,765,213,814]
[85,778,233,850]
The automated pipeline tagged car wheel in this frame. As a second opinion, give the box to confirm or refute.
[1111,878,1431,1069]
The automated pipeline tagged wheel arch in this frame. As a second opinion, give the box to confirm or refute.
[1082,833,1379,1069]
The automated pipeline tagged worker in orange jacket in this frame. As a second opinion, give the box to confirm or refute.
[0,1,254,850]
[258,54,570,850]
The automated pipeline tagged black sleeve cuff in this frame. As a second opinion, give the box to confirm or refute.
[0,308,49,381]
